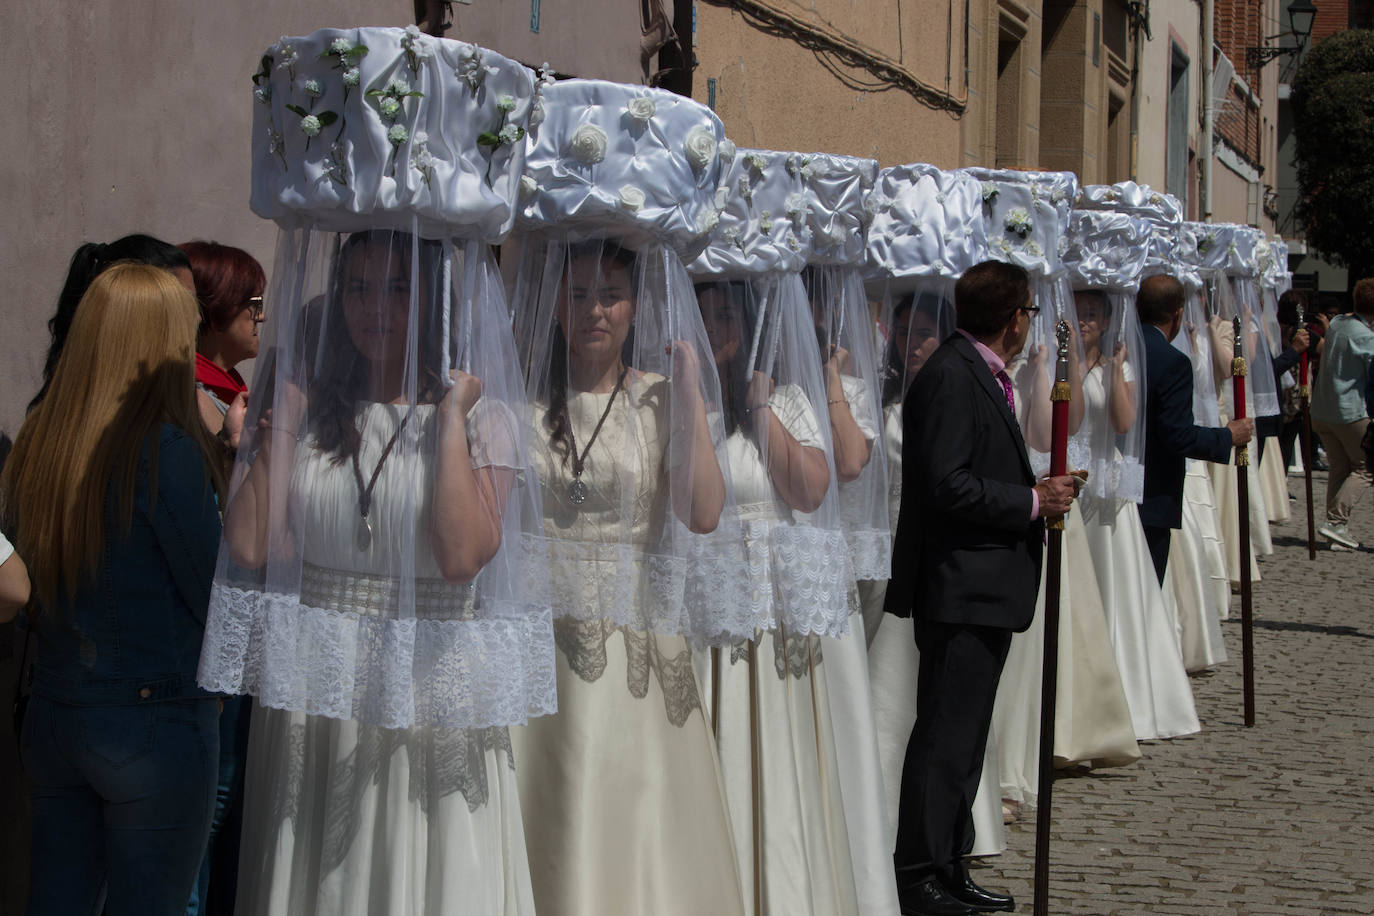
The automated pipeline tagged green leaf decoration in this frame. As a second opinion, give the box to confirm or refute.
[477,131,500,147]
[365,89,385,98]
[317,111,339,127]
[285,104,309,117]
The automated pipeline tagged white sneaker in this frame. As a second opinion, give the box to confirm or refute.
[1319,524,1361,550]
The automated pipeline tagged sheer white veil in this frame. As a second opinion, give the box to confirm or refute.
[199,28,555,730]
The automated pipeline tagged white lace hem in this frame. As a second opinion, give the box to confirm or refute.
[686,520,852,640]
[198,584,556,730]
[845,526,892,582]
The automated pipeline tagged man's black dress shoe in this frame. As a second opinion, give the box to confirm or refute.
[898,877,978,916]
[936,860,1016,912]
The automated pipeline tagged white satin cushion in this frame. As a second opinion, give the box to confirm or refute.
[865,164,987,281]
[251,27,534,241]
[518,79,728,258]
[1062,211,1152,293]
[689,148,809,276]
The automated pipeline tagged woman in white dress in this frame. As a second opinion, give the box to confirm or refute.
[694,276,859,916]
[208,229,551,916]
[197,29,553,915]
[1165,281,1230,668]
[511,238,748,916]
[995,315,1139,814]
[1073,289,1200,741]
[507,79,753,916]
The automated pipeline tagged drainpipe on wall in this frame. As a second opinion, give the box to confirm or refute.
[1202,0,1214,221]
[1129,6,1143,179]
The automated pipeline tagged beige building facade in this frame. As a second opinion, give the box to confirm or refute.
[691,1,967,166]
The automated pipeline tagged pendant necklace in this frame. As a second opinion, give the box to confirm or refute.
[564,365,628,506]
[350,407,415,551]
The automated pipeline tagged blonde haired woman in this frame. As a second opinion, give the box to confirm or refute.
[2,263,226,916]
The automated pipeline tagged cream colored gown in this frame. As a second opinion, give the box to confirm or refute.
[696,385,859,916]
[825,375,902,915]
[235,403,536,916]
[1165,461,1229,671]
[992,364,1138,810]
[1079,370,1200,742]
[993,511,1140,808]
[513,375,747,916]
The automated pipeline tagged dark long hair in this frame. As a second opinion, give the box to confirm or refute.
[881,293,915,407]
[310,230,447,463]
[882,290,950,407]
[544,240,638,466]
[31,234,191,411]
[694,279,755,438]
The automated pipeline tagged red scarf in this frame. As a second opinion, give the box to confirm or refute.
[195,353,248,405]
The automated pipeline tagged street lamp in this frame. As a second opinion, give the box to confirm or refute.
[1247,0,1318,68]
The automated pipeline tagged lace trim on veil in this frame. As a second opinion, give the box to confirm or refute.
[198,580,556,730]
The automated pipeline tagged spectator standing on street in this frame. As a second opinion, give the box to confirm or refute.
[179,240,263,447]
[1274,291,1315,472]
[177,240,262,916]
[1310,278,1374,549]
[1,264,226,916]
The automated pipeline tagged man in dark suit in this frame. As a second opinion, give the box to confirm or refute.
[1137,274,1253,584]
[884,261,1079,916]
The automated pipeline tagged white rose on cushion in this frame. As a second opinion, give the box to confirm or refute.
[718,138,737,163]
[685,127,718,173]
[714,186,729,210]
[625,96,657,123]
[619,185,647,212]
[569,123,608,165]
[697,208,720,234]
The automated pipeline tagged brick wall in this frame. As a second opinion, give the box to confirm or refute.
[1213,0,1263,167]
[1311,0,1351,42]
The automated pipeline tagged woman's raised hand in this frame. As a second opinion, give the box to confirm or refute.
[442,369,484,418]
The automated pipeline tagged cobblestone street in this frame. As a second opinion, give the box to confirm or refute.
[994,470,1374,914]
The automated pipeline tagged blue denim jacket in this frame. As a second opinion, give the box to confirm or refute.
[31,423,222,706]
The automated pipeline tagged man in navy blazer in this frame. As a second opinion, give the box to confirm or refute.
[1137,274,1253,583]
[884,261,1079,916]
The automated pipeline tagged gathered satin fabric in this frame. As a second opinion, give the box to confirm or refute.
[519,79,728,258]
[865,164,986,283]
[251,28,532,242]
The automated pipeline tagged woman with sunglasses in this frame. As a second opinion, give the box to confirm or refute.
[179,241,265,449]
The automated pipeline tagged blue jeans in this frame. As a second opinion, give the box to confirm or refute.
[188,695,252,916]
[22,696,218,916]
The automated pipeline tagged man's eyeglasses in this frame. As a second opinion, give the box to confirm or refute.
[246,296,266,322]
[1019,304,1041,315]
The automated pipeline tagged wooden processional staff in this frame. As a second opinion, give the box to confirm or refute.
[1033,320,1072,916]
[1233,315,1256,727]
